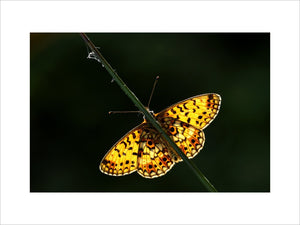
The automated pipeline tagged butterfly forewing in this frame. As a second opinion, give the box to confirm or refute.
[156,93,221,130]
[99,124,145,176]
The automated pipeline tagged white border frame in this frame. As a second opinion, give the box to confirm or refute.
[1,1,299,224]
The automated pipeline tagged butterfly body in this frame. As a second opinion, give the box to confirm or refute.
[100,93,221,178]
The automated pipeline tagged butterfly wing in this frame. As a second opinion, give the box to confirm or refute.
[137,126,175,178]
[135,119,206,178]
[100,93,221,178]
[156,93,221,130]
[160,117,205,161]
[99,123,145,176]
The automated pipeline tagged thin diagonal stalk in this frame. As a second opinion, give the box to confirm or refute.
[80,33,217,192]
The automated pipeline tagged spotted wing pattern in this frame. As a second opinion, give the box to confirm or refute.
[137,126,175,178]
[156,93,221,130]
[99,124,145,176]
[159,117,205,162]
[100,93,221,179]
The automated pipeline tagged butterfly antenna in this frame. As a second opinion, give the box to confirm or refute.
[147,76,159,108]
[109,111,142,115]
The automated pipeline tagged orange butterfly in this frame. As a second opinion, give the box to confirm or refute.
[100,93,221,178]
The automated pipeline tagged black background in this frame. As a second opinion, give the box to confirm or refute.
[30,33,270,192]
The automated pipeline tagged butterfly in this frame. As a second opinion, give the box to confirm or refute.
[99,93,221,178]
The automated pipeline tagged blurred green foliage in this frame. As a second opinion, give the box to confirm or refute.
[30,33,270,192]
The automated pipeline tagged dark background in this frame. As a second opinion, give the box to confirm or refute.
[30,33,270,192]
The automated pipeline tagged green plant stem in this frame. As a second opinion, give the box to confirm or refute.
[80,33,217,192]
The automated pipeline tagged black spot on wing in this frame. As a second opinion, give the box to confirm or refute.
[121,141,127,148]
[183,103,188,110]
[126,137,131,145]
[132,132,136,139]
[176,105,184,112]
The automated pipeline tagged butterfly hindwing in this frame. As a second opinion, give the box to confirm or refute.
[137,126,175,178]
[156,93,221,130]
[99,124,145,176]
[160,117,205,161]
